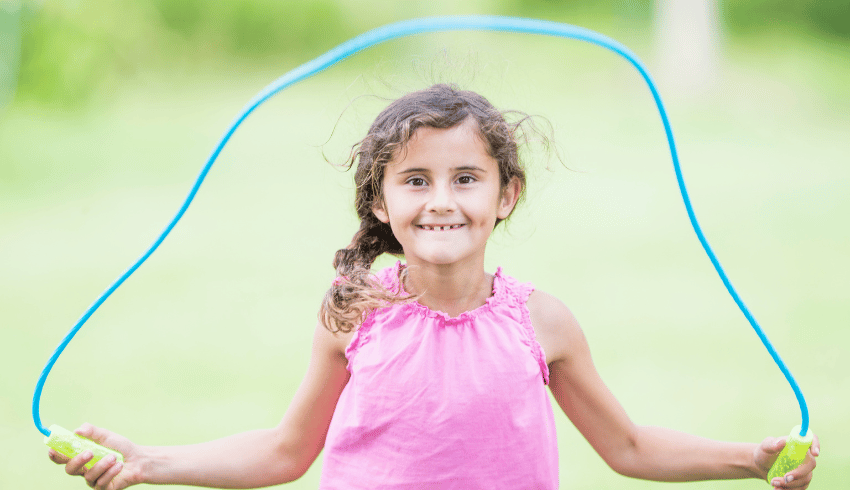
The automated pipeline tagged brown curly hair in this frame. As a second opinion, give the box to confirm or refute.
[319,84,535,333]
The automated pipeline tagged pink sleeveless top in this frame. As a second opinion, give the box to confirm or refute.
[319,262,559,489]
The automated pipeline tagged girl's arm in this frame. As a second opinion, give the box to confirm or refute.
[52,322,351,489]
[527,290,818,489]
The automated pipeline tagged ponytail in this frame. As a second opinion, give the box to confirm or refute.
[319,215,411,333]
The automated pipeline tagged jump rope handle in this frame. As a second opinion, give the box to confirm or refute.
[44,425,124,470]
[767,425,813,482]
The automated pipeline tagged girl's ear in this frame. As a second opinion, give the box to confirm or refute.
[497,176,523,220]
[372,201,390,224]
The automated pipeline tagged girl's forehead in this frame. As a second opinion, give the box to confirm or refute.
[388,119,492,168]
[407,117,482,145]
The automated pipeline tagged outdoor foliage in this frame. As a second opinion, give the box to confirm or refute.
[722,0,850,38]
[11,0,355,107]
[4,0,849,108]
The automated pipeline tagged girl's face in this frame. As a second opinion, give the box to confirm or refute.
[372,118,521,269]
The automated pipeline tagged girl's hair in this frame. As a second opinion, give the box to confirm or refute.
[319,83,533,333]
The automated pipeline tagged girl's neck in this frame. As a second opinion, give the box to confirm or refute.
[402,259,494,317]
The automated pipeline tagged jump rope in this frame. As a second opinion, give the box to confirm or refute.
[34,16,812,482]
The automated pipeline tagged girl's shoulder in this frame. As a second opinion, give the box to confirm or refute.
[526,288,583,366]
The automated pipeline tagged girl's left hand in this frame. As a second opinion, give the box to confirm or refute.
[754,434,820,489]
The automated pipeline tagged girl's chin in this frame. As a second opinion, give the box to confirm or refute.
[406,251,476,267]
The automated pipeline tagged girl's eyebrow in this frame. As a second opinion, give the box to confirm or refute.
[396,165,486,175]
[454,165,486,173]
[397,167,429,175]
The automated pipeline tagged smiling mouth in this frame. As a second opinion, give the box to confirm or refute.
[417,224,465,231]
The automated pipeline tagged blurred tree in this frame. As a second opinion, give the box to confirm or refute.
[654,0,721,98]
[150,0,351,57]
[8,0,849,110]
[498,0,654,25]
[722,0,850,39]
[13,0,354,109]
[0,0,22,111]
[16,1,139,108]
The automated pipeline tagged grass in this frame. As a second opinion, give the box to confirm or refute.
[1,31,847,489]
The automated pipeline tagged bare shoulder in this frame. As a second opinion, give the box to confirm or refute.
[526,289,583,365]
[314,321,357,362]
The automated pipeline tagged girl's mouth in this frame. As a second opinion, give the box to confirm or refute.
[417,224,465,231]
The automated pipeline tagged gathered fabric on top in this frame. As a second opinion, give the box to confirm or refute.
[320,261,558,490]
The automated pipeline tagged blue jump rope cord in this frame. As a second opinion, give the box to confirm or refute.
[33,15,809,438]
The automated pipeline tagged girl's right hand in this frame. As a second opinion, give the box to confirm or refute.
[47,423,144,490]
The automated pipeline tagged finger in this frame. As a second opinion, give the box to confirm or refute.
[811,434,820,457]
[769,454,817,488]
[65,450,94,476]
[75,422,94,437]
[781,471,813,489]
[94,460,123,490]
[48,448,71,465]
[83,453,118,488]
[783,452,817,488]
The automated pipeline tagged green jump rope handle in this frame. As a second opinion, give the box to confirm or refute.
[44,425,124,470]
[766,425,813,482]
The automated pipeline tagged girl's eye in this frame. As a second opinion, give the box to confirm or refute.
[457,175,475,184]
[407,177,426,187]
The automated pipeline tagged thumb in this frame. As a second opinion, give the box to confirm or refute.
[74,422,133,457]
[761,436,787,456]
[74,423,112,446]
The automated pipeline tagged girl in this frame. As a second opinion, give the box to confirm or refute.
[50,84,818,490]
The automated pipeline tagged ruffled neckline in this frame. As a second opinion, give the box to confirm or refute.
[384,261,505,325]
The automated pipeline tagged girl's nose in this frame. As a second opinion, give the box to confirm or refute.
[426,182,456,214]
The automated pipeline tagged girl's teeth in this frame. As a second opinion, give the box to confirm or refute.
[422,225,462,231]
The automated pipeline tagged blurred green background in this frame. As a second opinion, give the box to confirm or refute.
[1,1,847,488]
